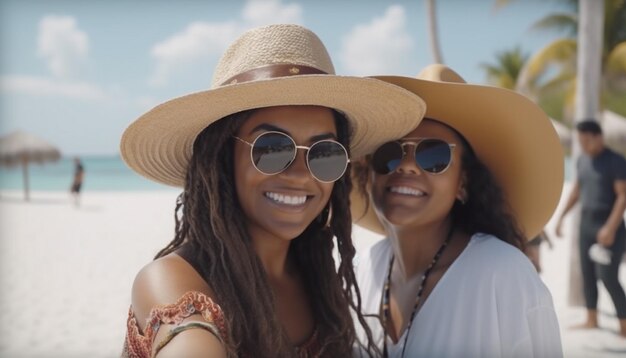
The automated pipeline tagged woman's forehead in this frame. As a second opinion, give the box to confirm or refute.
[238,105,337,138]
[404,119,458,141]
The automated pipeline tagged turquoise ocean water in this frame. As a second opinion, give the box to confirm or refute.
[0,155,574,191]
[0,156,174,191]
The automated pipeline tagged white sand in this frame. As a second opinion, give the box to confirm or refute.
[0,184,625,357]
[0,190,180,358]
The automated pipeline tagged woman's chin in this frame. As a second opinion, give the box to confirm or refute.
[380,207,426,227]
[265,221,316,241]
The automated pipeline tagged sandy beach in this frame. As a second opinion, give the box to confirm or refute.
[1,183,625,357]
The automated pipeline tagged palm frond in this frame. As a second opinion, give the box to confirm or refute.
[537,70,577,94]
[479,63,503,77]
[530,13,578,36]
[604,89,626,117]
[480,46,528,89]
[605,41,626,92]
[498,47,528,80]
[606,41,626,74]
[516,39,577,91]
[605,0,626,50]
[493,0,577,12]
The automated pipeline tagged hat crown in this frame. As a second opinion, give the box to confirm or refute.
[211,24,335,88]
[416,64,466,84]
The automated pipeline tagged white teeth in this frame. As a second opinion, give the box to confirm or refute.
[389,186,425,197]
[265,192,307,205]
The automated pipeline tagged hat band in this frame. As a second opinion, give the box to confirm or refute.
[221,64,328,86]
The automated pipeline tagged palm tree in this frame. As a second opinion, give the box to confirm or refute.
[425,0,445,63]
[496,0,620,308]
[502,0,626,122]
[480,46,529,90]
[480,47,575,152]
[563,0,606,309]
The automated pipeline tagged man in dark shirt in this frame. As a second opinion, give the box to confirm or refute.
[556,120,626,337]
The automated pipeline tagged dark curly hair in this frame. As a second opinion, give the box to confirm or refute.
[353,119,526,251]
[155,109,380,357]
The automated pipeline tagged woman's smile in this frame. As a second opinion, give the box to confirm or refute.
[386,179,428,198]
[387,186,426,197]
[263,189,315,211]
[384,177,429,201]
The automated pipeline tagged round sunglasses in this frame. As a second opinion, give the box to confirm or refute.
[371,138,456,175]
[234,131,350,183]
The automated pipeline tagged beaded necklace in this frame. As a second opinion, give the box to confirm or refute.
[380,227,453,357]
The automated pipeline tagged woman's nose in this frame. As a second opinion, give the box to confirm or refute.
[279,148,311,182]
[394,146,422,175]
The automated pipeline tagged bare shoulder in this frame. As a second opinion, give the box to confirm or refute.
[130,254,228,357]
[131,253,214,331]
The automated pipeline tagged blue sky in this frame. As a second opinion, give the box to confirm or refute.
[0,0,569,156]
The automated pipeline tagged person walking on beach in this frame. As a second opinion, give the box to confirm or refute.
[556,120,626,337]
[120,24,426,357]
[70,157,84,207]
[351,64,564,357]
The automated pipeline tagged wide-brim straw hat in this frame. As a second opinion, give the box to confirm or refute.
[121,24,426,187]
[351,64,564,240]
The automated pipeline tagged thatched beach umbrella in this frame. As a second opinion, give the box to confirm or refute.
[0,131,61,201]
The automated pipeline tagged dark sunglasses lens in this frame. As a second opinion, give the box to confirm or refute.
[372,141,403,174]
[414,139,452,173]
[252,133,296,174]
[308,141,349,182]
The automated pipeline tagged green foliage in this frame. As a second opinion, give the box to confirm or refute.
[480,46,528,89]
[538,90,568,121]
[604,90,626,117]
[530,13,577,36]
[489,0,626,121]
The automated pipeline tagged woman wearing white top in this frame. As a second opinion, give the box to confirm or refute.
[351,64,564,357]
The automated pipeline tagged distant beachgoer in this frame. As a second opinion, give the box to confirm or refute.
[351,64,564,357]
[119,24,426,357]
[70,157,84,206]
[556,119,626,337]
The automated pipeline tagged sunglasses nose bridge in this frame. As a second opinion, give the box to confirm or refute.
[294,145,311,167]
[278,144,311,180]
[395,142,423,175]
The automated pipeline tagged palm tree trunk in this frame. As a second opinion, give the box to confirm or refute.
[569,0,605,306]
[575,0,604,121]
[425,0,444,64]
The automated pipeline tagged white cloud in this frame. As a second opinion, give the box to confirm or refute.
[340,5,414,75]
[149,22,239,87]
[16,15,103,102]
[1,75,107,101]
[148,0,303,87]
[37,15,89,79]
[242,0,303,27]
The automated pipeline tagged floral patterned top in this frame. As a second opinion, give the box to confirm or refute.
[121,291,323,357]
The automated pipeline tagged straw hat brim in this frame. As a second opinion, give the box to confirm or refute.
[351,76,564,240]
[121,75,426,187]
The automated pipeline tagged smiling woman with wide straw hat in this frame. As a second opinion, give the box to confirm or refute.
[121,24,425,188]
[352,64,563,239]
[120,24,425,358]
[351,64,564,357]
